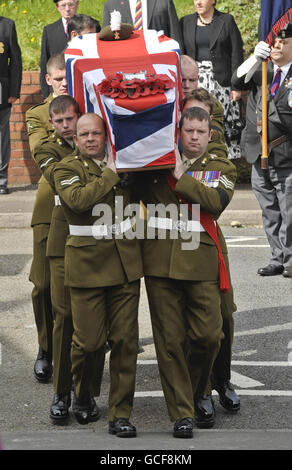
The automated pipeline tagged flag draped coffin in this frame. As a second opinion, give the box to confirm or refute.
[65,30,182,171]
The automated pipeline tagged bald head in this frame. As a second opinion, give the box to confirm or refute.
[181,55,199,97]
[74,113,106,160]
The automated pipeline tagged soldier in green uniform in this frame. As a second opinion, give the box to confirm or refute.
[135,107,237,437]
[182,90,240,420]
[34,95,105,422]
[53,113,143,436]
[26,53,68,382]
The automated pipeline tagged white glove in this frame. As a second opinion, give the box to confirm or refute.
[254,41,271,60]
[237,41,271,82]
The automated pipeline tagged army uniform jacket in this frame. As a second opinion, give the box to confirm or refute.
[26,94,55,226]
[34,132,76,257]
[53,155,143,288]
[209,98,228,159]
[137,151,236,281]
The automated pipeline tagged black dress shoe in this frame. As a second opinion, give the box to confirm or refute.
[173,417,193,438]
[0,186,9,194]
[213,379,240,412]
[34,346,52,382]
[194,395,215,428]
[72,393,100,425]
[109,418,137,437]
[50,393,71,421]
[283,267,292,278]
[257,264,284,276]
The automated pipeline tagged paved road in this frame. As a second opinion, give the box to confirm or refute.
[0,189,291,453]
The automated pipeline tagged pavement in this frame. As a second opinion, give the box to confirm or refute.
[0,183,262,228]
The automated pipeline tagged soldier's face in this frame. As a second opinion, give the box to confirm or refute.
[46,68,68,96]
[50,105,78,140]
[180,117,212,158]
[182,64,199,97]
[74,116,106,159]
[271,37,292,66]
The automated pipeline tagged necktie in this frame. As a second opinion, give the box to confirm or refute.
[270,68,282,97]
[64,19,68,38]
[134,0,143,31]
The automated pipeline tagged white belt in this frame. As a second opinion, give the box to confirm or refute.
[54,195,61,206]
[148,216,205,233]
[69,217,134,237]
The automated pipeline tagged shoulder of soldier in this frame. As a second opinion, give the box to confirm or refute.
[206,153,236,171]
[56,153,83,168]
[26,95,53,118]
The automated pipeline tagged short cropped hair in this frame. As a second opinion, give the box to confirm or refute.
[46,53,65,74]
[67,14,101,36]
[182,88,214,114]
[180,107,211,131]
[49,95,79,118]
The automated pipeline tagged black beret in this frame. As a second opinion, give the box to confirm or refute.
[279,22,292,39]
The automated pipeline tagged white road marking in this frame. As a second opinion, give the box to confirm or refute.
[235,322,292,337]
[134,390,292,397]
[233,349,257,357]
[226,237,259,243]
[227,245,270,247]
[230,371,264,388]
[137,359,292,367]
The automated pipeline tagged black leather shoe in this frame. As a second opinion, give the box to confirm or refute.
[257,264,284,276]
[213,379,240,412]
[109,418,137,437]
[34,347,52,382]
[50,393,71,421]
[283,267,292,278]
[194,395,215,428]
[0,186,9,194]
[72,394,100,425]
[173,417,193,438]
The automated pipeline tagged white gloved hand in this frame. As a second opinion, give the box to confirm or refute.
[254,41,271,60]
[237,41,271,82]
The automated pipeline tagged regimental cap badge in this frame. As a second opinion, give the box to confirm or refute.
[279,22,292,39]
[99,10,133,41]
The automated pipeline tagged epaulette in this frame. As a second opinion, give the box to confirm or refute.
[209,154,234,165]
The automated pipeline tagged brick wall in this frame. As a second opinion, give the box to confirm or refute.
[8,71,43,186]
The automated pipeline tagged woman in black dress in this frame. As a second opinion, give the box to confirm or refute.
[180,0,245,159]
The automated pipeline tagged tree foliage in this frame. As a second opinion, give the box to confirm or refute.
[1,0,261,70]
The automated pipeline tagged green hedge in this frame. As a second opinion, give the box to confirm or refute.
[2,0,261,70]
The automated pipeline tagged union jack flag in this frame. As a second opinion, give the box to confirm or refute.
[65,30,182,171]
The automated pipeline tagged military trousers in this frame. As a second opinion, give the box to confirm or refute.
[50,256,105,396]
[145,276,223,422]
[206,253,237,393]
[29,224,53,355]
[70,280,140,422]
[0,107,11,187]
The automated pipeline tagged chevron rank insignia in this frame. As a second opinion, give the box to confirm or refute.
[187,170,221,188]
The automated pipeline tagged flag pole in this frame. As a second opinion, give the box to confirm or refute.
[261,59,268,169]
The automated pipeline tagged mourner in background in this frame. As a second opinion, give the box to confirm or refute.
[40,0,79,98]
[0,16,22,194]
[232,23,292,278]
[102,0,183,50]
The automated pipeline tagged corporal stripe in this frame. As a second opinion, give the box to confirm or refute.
[60,175,80,186]
[219,175,234,190]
